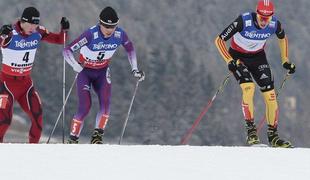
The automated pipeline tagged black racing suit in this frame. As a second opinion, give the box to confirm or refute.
[219,13,285,92]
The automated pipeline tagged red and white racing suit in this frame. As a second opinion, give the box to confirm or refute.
[0,21,66,143]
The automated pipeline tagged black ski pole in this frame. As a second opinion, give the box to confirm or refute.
[118,80,140,145]
[62,32,67,144]
[46,74,78,144]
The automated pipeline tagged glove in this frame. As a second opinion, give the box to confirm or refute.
[227,59,239,72]
[283,62,296,74]
[132,70,145,82]
[60,17,70,30]
[73,63,83,73]
[0,24,13,36]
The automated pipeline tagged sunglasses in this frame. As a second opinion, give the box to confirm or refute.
[99,20,118,29]
[257,14,272,23]
[101,23,117,29]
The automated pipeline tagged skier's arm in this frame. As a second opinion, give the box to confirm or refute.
[276,20,295,74]
[275,20,289,64]
[215,15,243,63]
[63,31,92,72]
[39,17,69,44]
[121,31,138,72]
[38,25,67,44]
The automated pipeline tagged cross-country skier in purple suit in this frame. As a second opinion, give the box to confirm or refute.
[63,6,145,144]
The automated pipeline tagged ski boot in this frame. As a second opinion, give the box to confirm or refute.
[245,121,260,145]
[67,135,79,144]
[90,128,104,144]
[267,125,292,148]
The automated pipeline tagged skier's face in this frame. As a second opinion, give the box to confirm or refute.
[256,14,272,29]
[100,24,117,38]
[21,22,38,35]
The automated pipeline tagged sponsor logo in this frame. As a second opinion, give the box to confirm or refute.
[245,20,252,27]
[10,67,31,74]
[15,39,38,48]
[82,59,109,68]
[10,62,33,67]
[93,42,118,50]
[260,73,269,80]
[106,68,111,84]
[94,32,99,39]
[0,94,9,109]
[71,43,80,51]
[243,12,250,16]
[258,64,269,71]
[83,85,91,91]
[32,17,40,21]
[79,37,88,46]
[258,10,273,16]
[114,31,121,38]
[220,24,234,40]
[244,31,271,39]
[270,92,276,100]
[244,86,252,91]
[71,37,88,51]
[233,22,238,27]
[269,21,276,28]
[84,58,105,62]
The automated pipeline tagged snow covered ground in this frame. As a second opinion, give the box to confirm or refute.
[1,144,309,180]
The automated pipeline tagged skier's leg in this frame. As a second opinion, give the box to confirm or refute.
[262,89,278,126]
[18,85,43,143]
[240,82,260,145]
[91,67,111,144]
[261,88,291,147]
[0,82,14,143]
[262,89,292,147]
[253,61,292,147]
[231,62,260,145]
[68,72,92,142]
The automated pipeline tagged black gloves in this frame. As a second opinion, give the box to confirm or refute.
[132,70,145,82]
[282,62,296,74]
[228,59,242,73]
[0,24,13,36]
[60,17,70,30]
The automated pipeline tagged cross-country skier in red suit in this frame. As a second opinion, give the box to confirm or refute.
[0,7,70,143]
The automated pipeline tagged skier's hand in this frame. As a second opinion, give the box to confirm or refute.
[132,70,145,82]
[283,62,296,74]
[227,59,240,73]
[0,24,13,36]
[60,17,70,30]
[73,63,83,73]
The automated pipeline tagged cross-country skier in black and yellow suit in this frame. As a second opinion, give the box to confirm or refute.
[214,0,295,147]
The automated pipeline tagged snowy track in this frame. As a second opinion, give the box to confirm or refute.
[1,144,309,180]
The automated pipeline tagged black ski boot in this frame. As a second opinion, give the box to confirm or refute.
[90,128,104,144]
[267,125,292,148]
[245,121,260,145]
[67,135,79,144]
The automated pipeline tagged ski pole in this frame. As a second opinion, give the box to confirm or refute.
[62,32,66,144]
[180,73,231,145]
[46,74,78,144]
[118,80,140,145]
[257,72,291,133]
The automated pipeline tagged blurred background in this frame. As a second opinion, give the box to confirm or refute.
[0,0,309,147]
